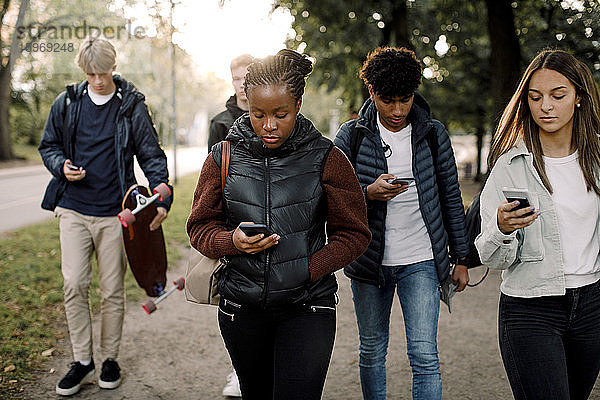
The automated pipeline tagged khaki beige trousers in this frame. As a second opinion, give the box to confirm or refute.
[55,207,127,362]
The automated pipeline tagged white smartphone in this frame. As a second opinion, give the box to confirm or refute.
[501,187,534,217]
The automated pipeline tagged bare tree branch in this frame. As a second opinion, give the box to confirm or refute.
[1,0,12,50]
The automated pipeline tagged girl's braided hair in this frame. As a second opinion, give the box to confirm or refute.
[244,49,313,101]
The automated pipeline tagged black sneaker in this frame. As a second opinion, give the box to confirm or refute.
[98,358,121,389]
[55,360,95,396]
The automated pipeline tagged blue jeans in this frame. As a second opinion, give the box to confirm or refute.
[499,279,600,400]
[351,260,441,400]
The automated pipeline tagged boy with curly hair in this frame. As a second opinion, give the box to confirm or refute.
[334,46,470,400]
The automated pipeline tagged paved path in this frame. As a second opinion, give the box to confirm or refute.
[17,255,600,399]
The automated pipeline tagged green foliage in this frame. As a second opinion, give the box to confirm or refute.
[301,84,347,137]
[275,0,600,134]
[276,0,399,110]
[9,0,229,151]
[12,143,42,162]
[162,172,198,259]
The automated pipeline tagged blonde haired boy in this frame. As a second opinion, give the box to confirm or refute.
[39,37,172,396]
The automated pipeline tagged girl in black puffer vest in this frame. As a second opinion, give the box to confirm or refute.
[187,49,371,400]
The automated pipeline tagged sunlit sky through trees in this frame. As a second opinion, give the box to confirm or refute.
[118,0,295,80]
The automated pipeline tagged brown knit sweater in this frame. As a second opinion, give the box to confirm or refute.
[186,146,371,282]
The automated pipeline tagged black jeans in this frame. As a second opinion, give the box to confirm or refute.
[218,296,336,400]
[498,280,600,400]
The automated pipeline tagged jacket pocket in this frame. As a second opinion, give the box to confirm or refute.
[41,177,66,211]
[218,297,242,322]
[518,193,544,262]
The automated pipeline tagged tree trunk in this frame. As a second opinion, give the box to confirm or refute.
[475,105,486,181]
[0,67,12,160]
[380,1,408,48]
[485,0,521,127]
[0,0,30,161]
[391,1,409,48]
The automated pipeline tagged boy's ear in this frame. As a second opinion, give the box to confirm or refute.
[368,85,375,100]
[296,97,302,113]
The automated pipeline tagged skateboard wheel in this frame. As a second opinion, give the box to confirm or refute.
[174,277,185,290]
[151,283,164,297]
[142,300,156,314]
[153,183,171,202]
[118,209,136,227]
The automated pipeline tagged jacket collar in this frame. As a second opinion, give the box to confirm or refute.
[66,75,144,115]
[227,113,323,157]
[505,140,531,164]
[355,91,434,142]
[225,95,247,120]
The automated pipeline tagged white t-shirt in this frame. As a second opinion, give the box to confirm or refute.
[377,115,433,266]
[88,89,115,106]
[544,151,600,288]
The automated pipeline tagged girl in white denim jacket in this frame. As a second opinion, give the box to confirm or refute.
[476,49,600,400]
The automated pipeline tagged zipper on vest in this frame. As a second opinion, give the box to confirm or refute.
[310,305,336,312]
[261,157,272,307]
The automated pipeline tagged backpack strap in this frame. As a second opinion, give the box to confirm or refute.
[348,122,364,166]
[220,141,230,196]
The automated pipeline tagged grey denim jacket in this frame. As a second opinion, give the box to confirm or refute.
[475,141,600,297]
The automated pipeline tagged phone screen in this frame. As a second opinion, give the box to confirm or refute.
[506,197,534,217]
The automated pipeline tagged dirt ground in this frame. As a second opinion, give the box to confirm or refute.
[16,255,600,399]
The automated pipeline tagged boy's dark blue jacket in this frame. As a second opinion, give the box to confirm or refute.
[39,75,172,212]
[334,93,468,304]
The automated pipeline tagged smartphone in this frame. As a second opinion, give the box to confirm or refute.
[239,223,272,237]
[502,187,534,217]
[66,164,82,171]
[386,177,414,185]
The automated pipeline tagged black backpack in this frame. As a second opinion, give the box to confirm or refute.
[463,191,489,286]
[464,192,482,269]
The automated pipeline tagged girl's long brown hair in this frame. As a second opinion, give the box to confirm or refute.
[488,49,600,195]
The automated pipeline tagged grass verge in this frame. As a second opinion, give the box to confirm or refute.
[12,144,43,164]
[0,171,198,397]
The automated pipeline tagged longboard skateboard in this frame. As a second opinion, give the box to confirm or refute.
[118,183,171,297]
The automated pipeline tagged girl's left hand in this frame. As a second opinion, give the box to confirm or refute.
[233,222,280,254]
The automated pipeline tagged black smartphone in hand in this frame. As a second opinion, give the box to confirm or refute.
[239,223,272,237]
[67,164,82,170]
[386,177,414,185]
[502,187,534,217]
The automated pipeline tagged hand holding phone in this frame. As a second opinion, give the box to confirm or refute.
[239,223,272,237]
[64,160,85,181]
[385,177,414,185]
[234,223,279,255]
[498,187,539,234]
[502,187,534,217]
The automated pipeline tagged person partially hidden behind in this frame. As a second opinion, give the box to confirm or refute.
[39,38,172,396]
[187,49,371,400]
[208,53,254,152]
